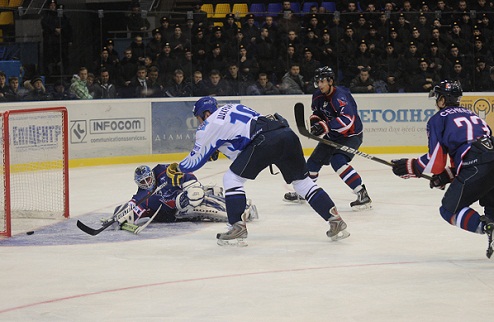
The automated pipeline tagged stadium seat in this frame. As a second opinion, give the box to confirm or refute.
[290,2,301,13]
[266,3,282,16]
[0,0,9,7]
[249,3,266,17]
[201,3,214,19]
[320,2,337,13]
[8,0,23,7]
[212,3,231,19]
[0,11,14,25]
[302,2,319,13]
[232,3,248,18]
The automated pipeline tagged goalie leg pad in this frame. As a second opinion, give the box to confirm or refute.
[176,195,228,222]
[176,186,205,212]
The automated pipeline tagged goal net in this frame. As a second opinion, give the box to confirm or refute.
[0,107,69,237]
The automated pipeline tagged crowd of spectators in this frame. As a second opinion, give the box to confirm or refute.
[2,0,494,102]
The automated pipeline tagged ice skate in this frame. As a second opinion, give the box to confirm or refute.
[327,207,350,241]
[283,191,305,203]
[216,221,248,247]
[481,216,494,258]
[350,185,372,211]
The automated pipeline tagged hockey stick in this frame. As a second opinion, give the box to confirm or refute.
[294,102,432,180]
[135,204,161,234]
[77,181,169,236]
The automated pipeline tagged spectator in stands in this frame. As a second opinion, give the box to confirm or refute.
[70,68,92,100]
[158,16,173,41]
[51,79,75,100]
[130,65,149,98]
[164,69,191,97]
[203,69,232,96]
[449,60,472,92]
[318,29,338,70]
[262,15,279,43]
[147,28,164,60]
[474,36,493,65]
[242,14,260,45]
[281,30,303,57]
[364,25,384,58]
[96,68,117,99]
[246,73,280,95]
[209,26,227,50]
[222,13,238,41]
[126,1,150,38]
[350,40,375,78]
[191,1,208,28]
[276,43,301,82]
[224,30,250,61]
[426,41,447,79]
[4,76,21,102]
[156,43,179,80]
[0,71,7,101]
[24,76,52,101]
[191,70,207,96]
[277,10,301,37]
[302,28,319,55]
[117,48,139,98]
[255,27,278,82]
[339,25,360,85]
[105,39,120,63]
[341,1,360,26]
[86,73,99,98]
[223,62,249,96]
[409,27,425,55]
[484,66,494,91]
[205,43,226,75]
[350,67,375,93]
[377,42,402,82]
[280,63,305,94]
[300,48,321,94]
[130,35,146,66]
[93,47,118,78]
[238,44,259,82]
[385,73,404,93]
[191,27,208,71]
[401,41,422,78]
[41,0,72,80]
[415,13,432,44]
[474,57,490,91]
[169,24,191,55]
[179,48,197,81]
[411,57,439,92]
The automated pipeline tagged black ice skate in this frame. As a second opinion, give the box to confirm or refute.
[350,185,372,211]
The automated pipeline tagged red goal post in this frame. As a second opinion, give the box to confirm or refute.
[0,107,69,237]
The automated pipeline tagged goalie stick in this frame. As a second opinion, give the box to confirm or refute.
[77,181,168,236]
[293,102,432,181]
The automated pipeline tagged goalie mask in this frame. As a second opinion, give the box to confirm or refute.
[429,80,462,106]
[134,165,156,191]
[313,66,335,88]
[193,96,218,119]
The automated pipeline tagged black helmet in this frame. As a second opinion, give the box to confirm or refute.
[429,80,463,106]
[313,66,335,88]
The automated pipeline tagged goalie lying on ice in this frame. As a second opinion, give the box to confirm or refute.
[109,164,258,230]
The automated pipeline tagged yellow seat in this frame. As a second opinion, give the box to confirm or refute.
[213,22,223,27]
[0,11,14,25]
[201,3,214,19]
[212,3,231,19]
[232,3,248,18]
[0,0,9,7]
[8,0,23,7]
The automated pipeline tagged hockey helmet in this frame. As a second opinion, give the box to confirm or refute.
[134,165,156,191]
[429,80,463,106]
[313,66,335,88]
[193,96,218,119]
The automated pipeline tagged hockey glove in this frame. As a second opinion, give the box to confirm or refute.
[429,167,455,190]
[166,162,184,187]
[209,150,219,161]
[311,121,330,136]
[392,158,422,179]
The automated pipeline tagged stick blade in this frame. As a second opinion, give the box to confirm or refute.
[77,219,113,236]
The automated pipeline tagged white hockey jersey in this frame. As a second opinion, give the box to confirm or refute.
[179,103,260,173]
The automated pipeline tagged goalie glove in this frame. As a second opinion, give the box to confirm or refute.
[391,158,422,179]
[429,167,455,190]
[166,162,184,187]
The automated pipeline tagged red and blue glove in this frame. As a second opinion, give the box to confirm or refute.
[392,158,422,179]
[429,167,455,189]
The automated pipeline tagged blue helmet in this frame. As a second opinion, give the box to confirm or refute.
[134,165,155,191]
[193,96,218,119]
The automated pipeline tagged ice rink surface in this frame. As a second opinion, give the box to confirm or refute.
[1,156,494,321]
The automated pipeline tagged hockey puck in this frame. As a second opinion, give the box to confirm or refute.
[26,231,34,235]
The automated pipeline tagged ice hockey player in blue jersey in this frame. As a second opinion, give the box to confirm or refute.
[391,80,494,258]
[165,96,350,246]
[283,66,372,210]
[107,164,258,231]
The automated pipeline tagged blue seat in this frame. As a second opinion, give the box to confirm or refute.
[249,3,266,17]
[266,3,282,16]
[290,2,301,13]
[302,2,319,13]
[320,2,337,13]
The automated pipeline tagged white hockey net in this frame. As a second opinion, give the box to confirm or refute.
[0,107,69,237]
